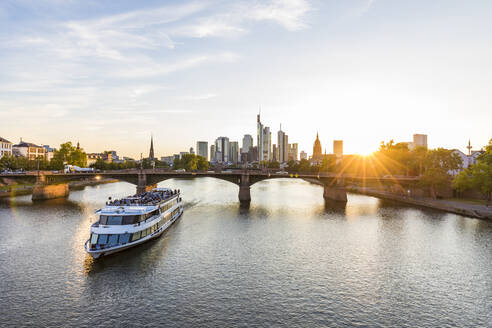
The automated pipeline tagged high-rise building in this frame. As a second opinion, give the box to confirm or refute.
[196,141,208,160]
[288,143,298,161]
[413,134,427,149]
[277,126,289,163]
[333,140,343,158]
[257,113,271,162]
[300,151,307,160]
[215,137,230,163]
[242,134,253,154]
[229,141,239,164]
[272,144,278,162]
[210,145,215,162]
[248,146,258,163]
[311,133,322,163]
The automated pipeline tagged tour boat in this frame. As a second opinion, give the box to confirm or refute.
[84,188,183,259]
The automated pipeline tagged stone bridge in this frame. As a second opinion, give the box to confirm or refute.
[0,169,421,206]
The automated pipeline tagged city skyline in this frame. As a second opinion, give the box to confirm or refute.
[1,0,492,157]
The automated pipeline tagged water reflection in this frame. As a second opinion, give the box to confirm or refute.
[1,180,491,327]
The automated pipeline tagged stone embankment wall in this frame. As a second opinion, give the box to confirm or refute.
[32,184,69,201]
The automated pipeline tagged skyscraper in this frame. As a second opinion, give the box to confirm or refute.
[242,134,253,154]
[272,144,278,162]
[333,140,343,158]
[215,137,230,163]
[413,134,428,149]
[149,135,154,160]
[277,126,288,163]
[257,112,271,162]
[196,141,208,159]
[229,141,239,164]
[288,143,298,161]
[210,144,215,162]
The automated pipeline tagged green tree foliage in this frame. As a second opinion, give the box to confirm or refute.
[0,154,51,170]
[173,154,209,171]
[197,156,210,171]
[91,159,138,170]
[51,142,87,169]
[453,139,492,202]
[420,148,462,198]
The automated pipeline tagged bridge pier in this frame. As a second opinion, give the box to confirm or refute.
[323,185,347,202]
[238,185,251,207]
[238,173,251,207]
[32,175,69,201]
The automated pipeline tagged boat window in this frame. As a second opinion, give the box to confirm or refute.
[90,233,98,244]
[119,233,130,244]
[98,234,108,244]
[131,231,141,241]
[108,234,119,246]
[107,216,123,225]
[99,215,108,225]
[122,216,135,225]
[141,229,147,238]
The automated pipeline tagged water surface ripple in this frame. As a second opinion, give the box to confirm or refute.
[1,179,491,327]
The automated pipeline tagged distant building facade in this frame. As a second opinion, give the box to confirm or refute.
[196,141,208,160]
[43,145,55,161]
[242,134,253,154]
[288,143,298,161]
[311,133,323,164]
[13,140,46,160]
[277,127,288,163]
[333,140,343,158]
[408,134,428,150]
[272,144,278,162]
[161,156,174,165]
[215,137,230,163]
[257,113,271,162]
[0,137,13,157]
[300,151,307,160]
[229,141,239,164]
[210,145,216,162]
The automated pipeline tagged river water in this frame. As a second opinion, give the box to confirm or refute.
[0,179,491,327]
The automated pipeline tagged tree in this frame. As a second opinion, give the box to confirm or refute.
[51,142,87,169]
[454,139,492,203]
[173,154,198,171]
[196,156,209,171]
[420,148,462,198]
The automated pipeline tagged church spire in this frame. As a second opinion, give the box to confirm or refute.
[149,135,154,160]
[467,139,472,156]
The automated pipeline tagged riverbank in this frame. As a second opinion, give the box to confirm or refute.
[0,179,118,198]
[348,186,492,220]
[303,178,491,220]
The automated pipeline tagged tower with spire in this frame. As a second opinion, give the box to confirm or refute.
[312,132,322,163]
[467,139,472,156]
[149,135,154,160]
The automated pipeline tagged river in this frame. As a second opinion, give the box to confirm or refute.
[1,179,491,327]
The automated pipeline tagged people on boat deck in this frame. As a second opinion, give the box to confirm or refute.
[106,189,179,206]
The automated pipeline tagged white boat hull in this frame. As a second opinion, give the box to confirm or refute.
[85,208,183,259]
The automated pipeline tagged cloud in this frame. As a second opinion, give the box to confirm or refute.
[249,0,311,31]
[182,93,217,100]
[114,52,239,78]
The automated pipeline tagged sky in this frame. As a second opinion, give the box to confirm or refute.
[0,0,491,159]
